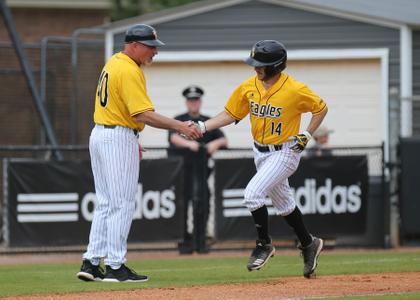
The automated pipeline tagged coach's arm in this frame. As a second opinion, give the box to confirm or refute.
[135,111,202,140]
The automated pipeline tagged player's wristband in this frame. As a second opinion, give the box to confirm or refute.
[303,130,312,140]
[197,121,207,134]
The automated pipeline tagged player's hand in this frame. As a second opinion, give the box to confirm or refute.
[178,121,203,140]
[196,121,207,134]
[288,131,311,153]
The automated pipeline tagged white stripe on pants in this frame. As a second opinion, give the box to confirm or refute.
[243,141,301,216]
[83,125,139,268]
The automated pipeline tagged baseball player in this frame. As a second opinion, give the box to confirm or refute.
[194,40,328,278]
[76,24,202,283]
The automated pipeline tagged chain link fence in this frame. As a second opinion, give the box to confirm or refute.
[0,34,104,147]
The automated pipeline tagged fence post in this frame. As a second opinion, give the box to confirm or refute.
[382,142,391,248]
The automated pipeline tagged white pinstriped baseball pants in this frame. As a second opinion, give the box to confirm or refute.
[83,125,139,268]
[244,141,301,216]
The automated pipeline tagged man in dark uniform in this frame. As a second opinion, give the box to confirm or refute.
[168,85,228,253]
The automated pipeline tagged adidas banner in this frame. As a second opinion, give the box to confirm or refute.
[214,156,369,240]
[4,158,184,247]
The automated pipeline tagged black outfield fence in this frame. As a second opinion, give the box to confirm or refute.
[399,137,420,242]
[0,144,389,250]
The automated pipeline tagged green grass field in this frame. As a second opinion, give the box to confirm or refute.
[0,250,419,298]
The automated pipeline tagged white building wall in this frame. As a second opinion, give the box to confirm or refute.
[141,58,383,148]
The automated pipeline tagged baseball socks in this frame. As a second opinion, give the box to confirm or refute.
[251,205,271,244]
[284,207,323,278]
[283,207,313,247]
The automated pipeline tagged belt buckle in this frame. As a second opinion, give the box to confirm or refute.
[268,145,275,152]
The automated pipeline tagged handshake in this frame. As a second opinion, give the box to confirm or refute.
[179,120,207,140]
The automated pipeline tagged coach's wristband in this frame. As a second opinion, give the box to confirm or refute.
[198,121,207,134]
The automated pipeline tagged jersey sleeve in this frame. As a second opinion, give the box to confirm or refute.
[224,84,249,121]
[120,67,155,116]
[296,85,327,114]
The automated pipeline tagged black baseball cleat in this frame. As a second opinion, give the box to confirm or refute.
[76,259,105,282]
[102,264,149,282]
[299,237,323,278]
[246,239,275,271]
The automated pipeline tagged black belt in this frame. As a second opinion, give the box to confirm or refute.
[254,142,282,152]
[104,125,138,136]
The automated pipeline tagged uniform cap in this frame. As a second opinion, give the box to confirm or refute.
[182,85,204,100]
[245,40,287,67]
[313,126,334,138]
[125,24,165,47]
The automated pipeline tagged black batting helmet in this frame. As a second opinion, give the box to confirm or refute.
[245,40,287,68]
[125,24,165,47]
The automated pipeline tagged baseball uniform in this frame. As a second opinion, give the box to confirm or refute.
[84,52,153,268]
[77,23,166,283]
[225,73,327,214]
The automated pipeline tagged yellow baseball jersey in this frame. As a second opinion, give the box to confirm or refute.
[93,52,154,131]
[225,73,327,145]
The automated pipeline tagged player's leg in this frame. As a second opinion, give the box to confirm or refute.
[244,204,274,271]
[85,127,111,259]
[78,126,108,281]
[270,175,323,278]
[269,181,312,246]
[243,149,299,271]
[103,128,138,266]
[101,127,147,282]
[244,148,300,235]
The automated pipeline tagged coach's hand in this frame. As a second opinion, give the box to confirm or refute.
[289,131,311,153]
[178,121,203,140]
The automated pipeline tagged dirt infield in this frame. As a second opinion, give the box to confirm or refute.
[4,272,420,300]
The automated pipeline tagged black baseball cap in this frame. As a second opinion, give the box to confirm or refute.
[125,24,165,47]
[182,85,204,100]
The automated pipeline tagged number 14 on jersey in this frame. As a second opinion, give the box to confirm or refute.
[271,122,282,135]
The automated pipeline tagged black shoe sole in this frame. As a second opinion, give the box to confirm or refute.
[247,248,276,271]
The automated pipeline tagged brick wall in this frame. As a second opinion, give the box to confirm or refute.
[0,7,108,43]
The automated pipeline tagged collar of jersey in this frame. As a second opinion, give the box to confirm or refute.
[256,73,289,97]
[117,52,140,67]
